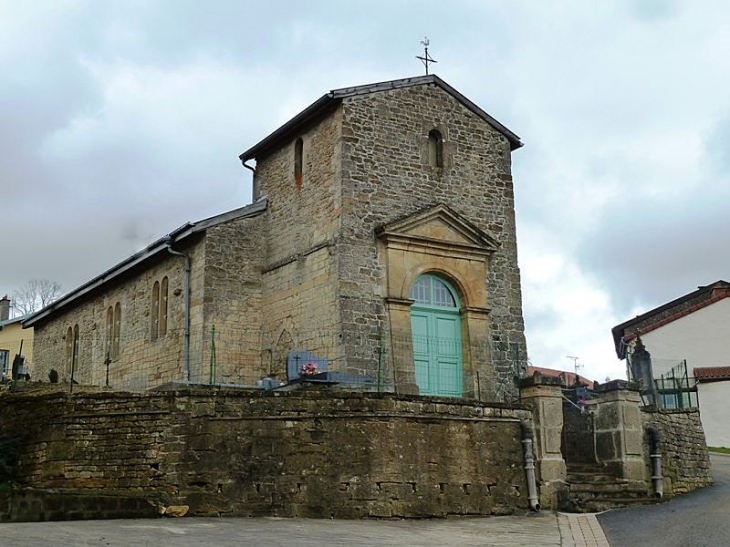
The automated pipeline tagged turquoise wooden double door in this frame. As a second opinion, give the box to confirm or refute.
[409,275,463,397]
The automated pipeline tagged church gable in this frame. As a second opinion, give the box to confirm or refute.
[376,204,499,258]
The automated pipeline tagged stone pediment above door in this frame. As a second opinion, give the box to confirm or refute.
[375,204,499,259]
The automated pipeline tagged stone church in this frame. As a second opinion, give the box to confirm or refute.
[25,75,527,400]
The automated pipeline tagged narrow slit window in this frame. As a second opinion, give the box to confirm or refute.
[71,324,80,378]
[160,276,168,336]
[428,129,443,168]
[113,302,122,359]
[151,281,160,340]
[294,138,303,187]
[66,326,74,375]
[105,307,114,360]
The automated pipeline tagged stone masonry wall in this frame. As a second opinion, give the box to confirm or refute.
[641,407,713,496]
[31,237,206,390]
[202,214,267,385]
[0,386,531,521]
[256,107,343,374]
[338,85,527,395]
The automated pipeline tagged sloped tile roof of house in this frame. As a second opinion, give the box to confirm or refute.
[693,366,730,382]
[611,280,730,360]
[527,365,595,387]
[0,314,31,328]
[238,74,523,163]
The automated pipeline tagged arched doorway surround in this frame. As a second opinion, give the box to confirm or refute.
[376,204,499,398]
[409,274,463,396]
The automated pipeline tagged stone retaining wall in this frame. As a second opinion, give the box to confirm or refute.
[641,407,713,495]
[0,386,531,521]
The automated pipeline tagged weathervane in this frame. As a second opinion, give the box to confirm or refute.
[416,37,437,75]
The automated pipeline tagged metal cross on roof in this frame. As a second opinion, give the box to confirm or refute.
[416,37,437,75]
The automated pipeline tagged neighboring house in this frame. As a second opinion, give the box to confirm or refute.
[612,280,730,446]
[693,367,730,448]
[25,74,528,399]
[0,296,33,380]
[527,365,594,387]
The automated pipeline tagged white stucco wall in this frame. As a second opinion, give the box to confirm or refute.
[641,298,730,377]
[698,380,730,447]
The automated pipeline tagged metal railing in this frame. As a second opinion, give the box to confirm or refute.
[654,359,698,409]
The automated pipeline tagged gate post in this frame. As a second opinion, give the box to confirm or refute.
[593,380,645,482]
[519,374,567,509]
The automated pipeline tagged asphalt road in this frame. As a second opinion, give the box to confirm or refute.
[598,453,730,547]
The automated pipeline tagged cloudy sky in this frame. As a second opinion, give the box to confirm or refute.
[2,0,729,382]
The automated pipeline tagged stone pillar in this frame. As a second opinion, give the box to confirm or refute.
[461,306,491,401]
[593,380,645,482]
[385,297,419,395]
[519,375,567,509]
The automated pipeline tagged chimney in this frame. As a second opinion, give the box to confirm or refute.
[0,295,9,322]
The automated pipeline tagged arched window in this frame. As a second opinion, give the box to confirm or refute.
[151,277,168,340]
[113,302,122,359]
[151,280,160,340]
[428,129,443,168]
[409,274,462,397]
[71,324,80,381]
[105,307,114,360]
[65,326,74,376]
[159,276,168,336]
[410,275,457,307]
[294,138,304,187]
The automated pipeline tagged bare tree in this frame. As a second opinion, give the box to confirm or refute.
[11,278,63,316]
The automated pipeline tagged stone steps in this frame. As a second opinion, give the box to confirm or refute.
[563,463,658,513]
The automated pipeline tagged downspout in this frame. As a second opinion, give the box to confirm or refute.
[648,426,663,498]
[521,419,541,511]
[242,160,258,201]
[166,239,191,383]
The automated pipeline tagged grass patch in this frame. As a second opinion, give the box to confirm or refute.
[708,446,730,454]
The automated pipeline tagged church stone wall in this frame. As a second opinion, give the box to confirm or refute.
[201,214,267,385]
[336,85,526,396]
[31,238,207,390]
[255,106,342,266]
[0,387,531,521]
[255,107,343,375]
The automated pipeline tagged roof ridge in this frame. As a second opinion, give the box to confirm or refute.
[239,75,522,161]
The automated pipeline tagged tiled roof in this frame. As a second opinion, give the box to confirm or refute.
[527,365,595,387]
[693,366,730,381]
[0,314,31,328]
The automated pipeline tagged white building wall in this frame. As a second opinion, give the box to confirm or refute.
[641,298,730,377]
[698,381,730,448]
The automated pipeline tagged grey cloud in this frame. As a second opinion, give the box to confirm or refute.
[706,116,730,171]
[628,0,679,22]
[576,130,730,319]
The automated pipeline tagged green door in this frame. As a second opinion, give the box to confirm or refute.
[410,275,463,397]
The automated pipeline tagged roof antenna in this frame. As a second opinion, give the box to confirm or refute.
[566,355,583,378]
[416,37,437,75]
